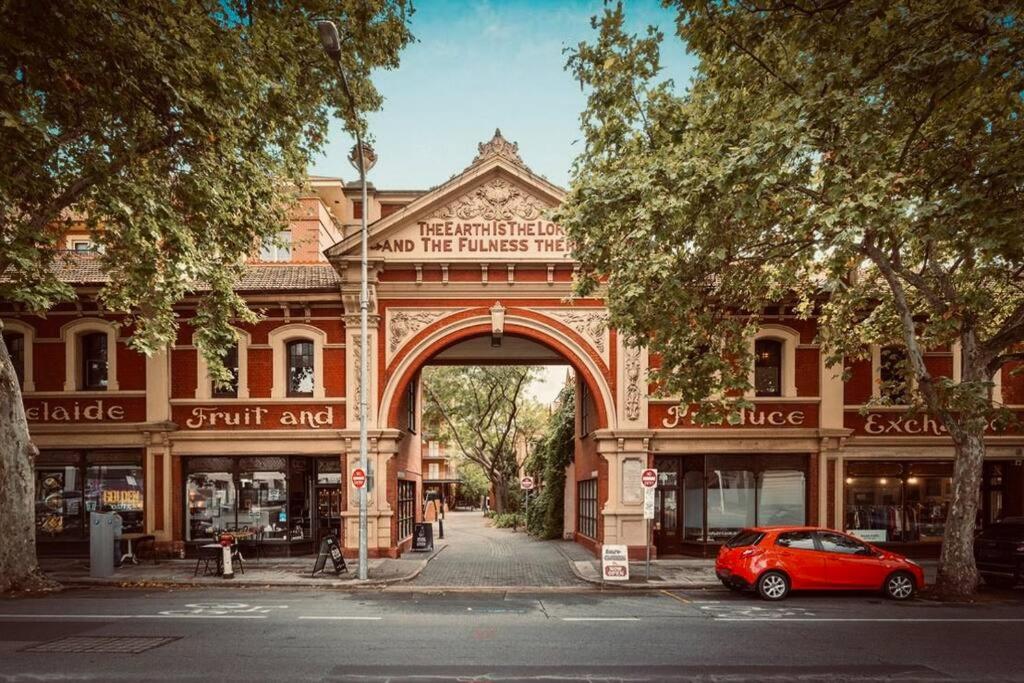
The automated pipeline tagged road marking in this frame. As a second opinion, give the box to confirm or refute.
[660,590,690,605]
[0,613,265,620]
[561,617,641,622]
[714,618,1024,623]
[297,616,382,621]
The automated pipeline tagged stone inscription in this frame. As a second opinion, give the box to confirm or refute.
[372,220,567,255]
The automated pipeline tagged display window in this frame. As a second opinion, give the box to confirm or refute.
[655,454,808,554]
[34,450,143,543]
[184,456,329,551]
[844,461,956,543]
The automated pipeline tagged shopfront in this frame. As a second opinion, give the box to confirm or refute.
[35,449,145,556]
[843,458,1024,550]
[653,454,810,557]
[183,455,343,557]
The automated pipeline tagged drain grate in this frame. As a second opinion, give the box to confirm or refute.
[22,636,180,654]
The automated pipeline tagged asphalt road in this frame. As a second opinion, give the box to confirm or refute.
[1,586,1022,681]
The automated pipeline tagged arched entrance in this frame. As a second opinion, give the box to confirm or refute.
[380,310,615,431]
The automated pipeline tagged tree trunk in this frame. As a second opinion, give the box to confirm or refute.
[934,428,985,600]
[0,328,56,593]
[491,478,508,514]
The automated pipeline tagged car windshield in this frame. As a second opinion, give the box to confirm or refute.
[724,529,765,548]
[980,524,1024,541]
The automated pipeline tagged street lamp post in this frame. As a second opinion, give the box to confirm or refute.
[318,20,375,581]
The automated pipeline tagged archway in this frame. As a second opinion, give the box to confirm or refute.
[379,312,615,431]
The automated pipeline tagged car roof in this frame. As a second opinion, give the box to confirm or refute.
[748,526,835,533]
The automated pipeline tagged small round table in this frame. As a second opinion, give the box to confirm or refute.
[119,532,149,565]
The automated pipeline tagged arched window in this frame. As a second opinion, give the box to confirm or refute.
[754,339,783,397]
[287,339,315,397]
[81,332,109,390]
[3,331,24,388]
[211,344,239,399]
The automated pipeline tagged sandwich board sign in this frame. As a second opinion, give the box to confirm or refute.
[311,535,347,577]
[601,544,630,581]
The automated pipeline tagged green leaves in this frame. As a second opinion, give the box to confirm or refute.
[562,0,1024,423]
[0,0,413,376]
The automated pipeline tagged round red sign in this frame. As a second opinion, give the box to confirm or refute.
[641,469,658,488]
[351,468,367,488]
[520,476,535,490]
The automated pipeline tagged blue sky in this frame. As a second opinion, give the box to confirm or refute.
[310,0,697,189]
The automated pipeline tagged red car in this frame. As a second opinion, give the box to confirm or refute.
[715,526,925,601]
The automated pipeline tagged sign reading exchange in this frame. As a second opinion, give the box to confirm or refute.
[171,404,345,431]
[845,410,1021,436]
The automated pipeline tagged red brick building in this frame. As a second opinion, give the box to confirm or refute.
[5,131,1023,560]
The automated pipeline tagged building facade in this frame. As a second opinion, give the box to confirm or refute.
[4,131,1023,560]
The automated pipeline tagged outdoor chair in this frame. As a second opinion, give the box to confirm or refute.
[193,544,221,577]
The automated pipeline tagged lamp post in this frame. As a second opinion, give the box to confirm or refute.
[318,20,376,581]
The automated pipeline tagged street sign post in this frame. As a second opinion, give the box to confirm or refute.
[351,468,366,489]
[520,476,534,529]
[640,469,657,579]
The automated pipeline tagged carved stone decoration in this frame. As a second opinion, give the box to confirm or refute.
[472,128,528,169]
[544,310,609,354]
[433,178,547,222]
[624,346,643,422]
[388,311,446,354]
[351,336,372,420]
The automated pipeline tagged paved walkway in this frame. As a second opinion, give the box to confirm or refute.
[410,511,584,587]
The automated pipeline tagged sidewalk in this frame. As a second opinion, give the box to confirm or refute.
[39,548,441,589]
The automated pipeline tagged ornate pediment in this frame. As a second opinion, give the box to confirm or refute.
[471,129,530,171]
[432,178,547,222]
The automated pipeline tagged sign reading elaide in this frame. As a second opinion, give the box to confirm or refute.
[601,544,630,581]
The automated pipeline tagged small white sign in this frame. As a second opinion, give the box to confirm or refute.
[643,487,655,520]
[848,529,887,543]
[520,476,535,491]
[601,544,630,581]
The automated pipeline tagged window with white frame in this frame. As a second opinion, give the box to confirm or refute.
[268,324,327,399]
[61,319,119,392]
[748,325,800,398]
[259,230,292,262]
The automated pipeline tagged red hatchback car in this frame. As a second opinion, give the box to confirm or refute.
[716,526,925,601]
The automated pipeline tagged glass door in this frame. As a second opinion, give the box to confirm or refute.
[654,457,682,555]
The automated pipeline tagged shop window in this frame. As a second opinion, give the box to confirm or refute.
[259,230,292,262]
[754,339,783,397]
[3,331,24,388]
[757,470,806,526]
[81,332,108,390]
[286,339,314,397]
[844,461,954,543]
[706,469,757,542]
[879,346,911,403]
[185,456,315,545]
[34,450,143,543]
[398,480,416,540]
[86,464,144,534]
[682,470,704,542]
[211,344,239,399]
[577,478,598,539]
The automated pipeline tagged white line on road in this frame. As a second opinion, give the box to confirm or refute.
[561,617,641,622]
[0,613,266,620]
[297,616,382,621]
[715,618,1024,623]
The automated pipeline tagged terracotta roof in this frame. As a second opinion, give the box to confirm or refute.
[14,251,341,292]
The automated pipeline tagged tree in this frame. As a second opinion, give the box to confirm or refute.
[0,0,413,593]
[421,366,544,513]
[559,1,1024,599]
[525,384,575,539]
[455,461,490,508]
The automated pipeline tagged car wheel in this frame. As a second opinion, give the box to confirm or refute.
[884,571,916,600]
[981,574,1016,589]
[757,571,790,601]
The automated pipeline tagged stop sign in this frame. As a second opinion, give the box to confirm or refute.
[641,468,658,489]
[520,476,535,490]
[351,468,366,489]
